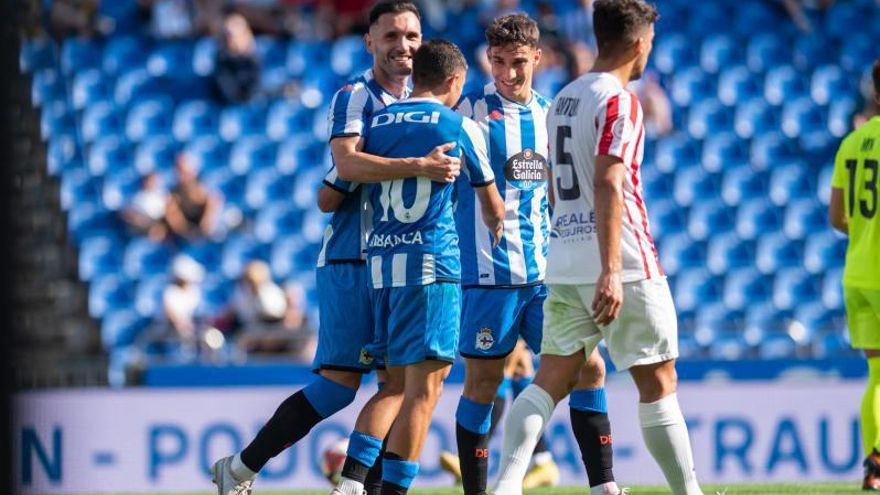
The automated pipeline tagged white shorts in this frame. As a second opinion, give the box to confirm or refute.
[542,278,679,370]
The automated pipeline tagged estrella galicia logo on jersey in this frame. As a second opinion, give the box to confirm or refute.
[358,348,374,365]
[475,328,494,351]
[369,231,425,248]
[371,111,441,128]
[505,148,548,191]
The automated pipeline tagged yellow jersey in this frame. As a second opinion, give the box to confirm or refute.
[831,116,880,289]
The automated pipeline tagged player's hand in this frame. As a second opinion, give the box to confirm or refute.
[490,221,503,248]
[417,142,461,183]
[592,269,623,326]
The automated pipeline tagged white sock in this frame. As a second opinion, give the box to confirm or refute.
[336,477,365,495]
[639,393,703,495]
[591,481,622,495]
[494,385,555,495]
[230,453,257,481]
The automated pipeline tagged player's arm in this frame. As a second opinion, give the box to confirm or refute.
[331,136,461,183]
[593,155,626,326]
[317,166,355,213]
[829,187,848,234]
[460,117,504,246]
[474,183,505,246]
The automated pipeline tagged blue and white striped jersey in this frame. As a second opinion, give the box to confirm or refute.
[455,83,553,287]
[317,70,407,267]
[362,97,495,288]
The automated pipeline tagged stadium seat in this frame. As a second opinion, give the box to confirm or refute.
[793,301,841,344]
[125,96,174,142]
[98,0,140,33]
[40,100,76,141]
[146,41,195,78]
[270,234,307,280]
[78,235,124,282]
[71,69,110,110]
[642,169,674,202]
[182,136,229,174]
[720,164,766,207]
[793,34,839,71]
[134,274,169,318]
[61,37,103,75]
[758,334,798,359]
[60,168,100,211]
[20,36,57,73]
[734,97,778,140]
[671,66,715,107]
[810,64,853,106]
[823,2,862,40]
[686,98,731,140]
[181,240,223,273]
[80,101,123,144]
[245,168,295,212]
[677,331,703,359]
[781,96,828,139]
[723,268,770,311]
[286,40,332,78]
[229,136,277,176]
[773,268,820,311]
[123,238,174,280]
[88,274,135,319]
[735,1,788,36]
[653,132,699,174]
[699,34,741,74]
[707,335,750,361]
[746,33,792,75]
[673,267,720,311]
[694,302,744,349]
[255,201,305,243]
[30,68,66,108]
[198,275,233,316]
[764,65,809,107]
[134,136,178,176]
[707,233,754,276]
[812,330,855,359]
[769,160,813,206]
[755,232,804,274]
[267,100,311,142]
[840,34,874,73]
[221,234,271,279]
[701,132,748,173]
[804,230,847,274]
[219,104,268,142]
[822,267,844,311]
[718,65,762,107]
[330,35,371,77]
[101,309,150,350]
[103,36,151,76]
[87,136,132,177]
[254,36,287,72]
[673,167,720,207]
[687,198,735,241]
[647,198,686,239]
[201,168,245,209]
[750,132,796,171]
[828,96,858,138]
[192,37,218,76]
[291,168,327,213]
[114,68,166,106]
[736,198,782,240]
[783,199,827,240]
[102,167,142,211]
[47,134,80,176]
[172,100,219,142]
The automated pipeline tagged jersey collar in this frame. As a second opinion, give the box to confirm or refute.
[364,68,411,105]
[487,82,534,108]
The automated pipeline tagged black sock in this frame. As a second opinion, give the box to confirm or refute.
[570,408,615,487]
[239,390,322,472]
[364,436,388,495]
[457,423,490,495]
[487,394,506,439]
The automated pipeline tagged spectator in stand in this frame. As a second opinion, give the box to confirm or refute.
[567,40,595,79]
[146,254,205,358]
[44,0,113,38]
[121,172,169,241]
[137,0,223,38]
[558,0,595,50]
[282,279,317,362]
[165,153,222,240]
[632,70,674,138]
[213,13,261,104]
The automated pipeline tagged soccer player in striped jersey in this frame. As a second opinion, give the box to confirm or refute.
[447,14,620,495]
[211,3,461,494]
[494,2,704,495]
[829,58,880,491]
[332,39,504,495]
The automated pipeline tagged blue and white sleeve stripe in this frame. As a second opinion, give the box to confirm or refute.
[323,166,358,193]
[328,84,371,139]
[460,117,495,187]
[455,95,474,119]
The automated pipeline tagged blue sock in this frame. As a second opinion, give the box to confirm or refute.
[511,376,533,398]
[346,431,384,468]
[382,457,420,489]
[496,377,512,400]
[301,376,358,418]
[456,397,494,434]
[570,387,608,413]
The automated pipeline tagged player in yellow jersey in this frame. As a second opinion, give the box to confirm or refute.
[829,58,880,492]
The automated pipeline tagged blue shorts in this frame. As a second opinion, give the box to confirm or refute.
[313,263,378,373]
[458,284,547,359]
[368,282,461,367]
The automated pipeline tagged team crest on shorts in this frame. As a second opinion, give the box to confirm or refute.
[358,348,374,365]
[476,328,494,351]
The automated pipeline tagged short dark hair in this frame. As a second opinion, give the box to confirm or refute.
[486,13,540,48]
[412,39,467,89]
[593,0,659,56]
[368,1,420,26]
[873,58,880,98]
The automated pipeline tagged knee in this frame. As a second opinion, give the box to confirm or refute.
[580,353,606,383]
[464,371,504,403]
[319,369,362,390]
[634,363,677,403]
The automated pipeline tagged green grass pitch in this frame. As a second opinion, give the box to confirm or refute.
[72,484,862,495]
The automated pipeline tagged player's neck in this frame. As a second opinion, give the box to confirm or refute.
[372,65,409,99]
[589,58,634,87]
[495,84,532,105]
[410,87,449,105]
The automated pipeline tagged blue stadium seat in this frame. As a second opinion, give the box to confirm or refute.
[221,234,271,279]
[181,240,223,273]
[799,128,836,160]
[60,168,100,211]
[87,136,132,177]
[821,267,844,311]
[255,201,304,243]
[219,104,268,142]
[764,65,808,106]
[721,164,766,206]
[134,136,178,176]
[201,168,245,209]
[699,34,741,74]
[750,132,796,171]
[783,199,826,240]
[734,97,778,140]
[20,37,57,73]
[793,34,839,72]
[330,35,371,77]
[125,96,174,142]
[245,169,295,212]
[80,101,123,144]
[673,167,720,207]
[101,309,150,350]
[103,36,151,76]
[98,0,140,33]
[653,34,694,75]
[40,100,76,141]
[146,41,195,78]
[701,132,748,173]
[266,100,311,142]
[88,274,135,319]
[192,37,218,76]
[123,238,173,279]
[102,167,141,211]
[706,233,753,275]
[827,96,858,139]
[694,302,744,349]
[812,330,855,359]
[114,68,166,106]
[824,2,862,41]
[758,334,798,359]
[78,235,124,282]
[793,301,841,343]
[746,33,792,75]
[673,267,720,311]
[642,169,674,201]
[817,164,835,205]
[744,302,791,346]
[772,268,819,311]
[671,66,715,107]
[47,134,80,176]
[290,168,326,212]
[723,268,769,311]
[769,160,813,206]
[172,100,219,142]
[61,38,102,75]
[270,234,306,280]
[686,98,731,140]
[736,198,782,240]
[804,230,847,274]
[229,136,277,176]
[71,69,110,110]
[840,34,874,73]
[647,198,686,239]
[134,274,169,318]
[182,136,229,174]
[198,275,233,316]
[687,198,734,241]
[755,232,803,274]
[255,36,287,72]
[31,68,66,108]
[810,64,853,106]
[717,65,762,107]
[707,335,750,361]
[287,40,332,78]
[781,96,828,139]
[677,332,703,360]
[653,132,699,173]
[735,1,789,36]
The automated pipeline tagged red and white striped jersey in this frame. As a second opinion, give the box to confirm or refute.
[546,72,664,284]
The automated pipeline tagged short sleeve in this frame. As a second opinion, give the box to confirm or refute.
[327,83,372,140]
[831,138,848,190]
[459,117,495,187]
[594,91,637,159]
[455,94,474,119]
[323,165,358,194]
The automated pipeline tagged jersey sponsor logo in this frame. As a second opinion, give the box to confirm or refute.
[505,148,548,191]
[368,230,425,248]
[358,348,374,365]
[370,110,441,128]
[340,84,354,92]
[475,327,494,350]
[550,211,596,241]
[489,110,504,120]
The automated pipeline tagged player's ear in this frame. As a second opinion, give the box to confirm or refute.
[533,47,542,68]
[364,32,374,54]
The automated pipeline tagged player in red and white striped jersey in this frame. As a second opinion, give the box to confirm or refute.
[493,2,704,495]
